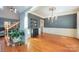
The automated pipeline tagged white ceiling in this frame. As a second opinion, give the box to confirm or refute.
[13,6,32,13]
[0,6,79,18]
[0,6,32,13]
[0,6,32,19]
[30,6,79,18]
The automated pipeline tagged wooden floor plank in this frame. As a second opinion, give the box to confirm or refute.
[0,33,79,52]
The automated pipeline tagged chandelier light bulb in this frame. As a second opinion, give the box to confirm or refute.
[48,7,57,23]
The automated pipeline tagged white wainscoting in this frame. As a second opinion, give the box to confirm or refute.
[43,28,77,38]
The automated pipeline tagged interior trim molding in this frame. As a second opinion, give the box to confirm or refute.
[43,28,77,38]
[29,12,45,19]
[29,10,77,19]
[55,10,77,16]
[45,10,77,18]
[28,6,45,19]
[28,7,78,19]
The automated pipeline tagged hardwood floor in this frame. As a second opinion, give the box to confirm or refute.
[0,37,27,52]
[5,45,27,52]
[27,33,79,52]
[0,33,79,52]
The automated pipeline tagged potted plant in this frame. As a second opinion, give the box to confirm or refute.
[9,28,25,46]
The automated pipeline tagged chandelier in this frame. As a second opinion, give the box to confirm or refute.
[48,7,57,22]
[9,7,17,13]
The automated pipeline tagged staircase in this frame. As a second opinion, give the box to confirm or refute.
[4,21,19,46]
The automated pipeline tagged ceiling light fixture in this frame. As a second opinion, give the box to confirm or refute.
[48,7,57,22]
[10,7,17,13]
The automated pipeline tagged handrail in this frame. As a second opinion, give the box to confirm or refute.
[4,21,20,46]
[7,22,19,30]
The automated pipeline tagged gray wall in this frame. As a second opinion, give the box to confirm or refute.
[20,12,25,30]
[0,17,18,27]
[44,14,77,28]
[28,13,42,28]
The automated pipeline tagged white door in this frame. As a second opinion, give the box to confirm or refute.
[77,12,79,39]
[40,19,44,35]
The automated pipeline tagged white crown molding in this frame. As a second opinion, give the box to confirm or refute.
[28,7,78,19]
[28,12,45,19]
[45,10,77,18]
[29,10,77,19]
[28,6,45,19]
[55,10,77,16]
